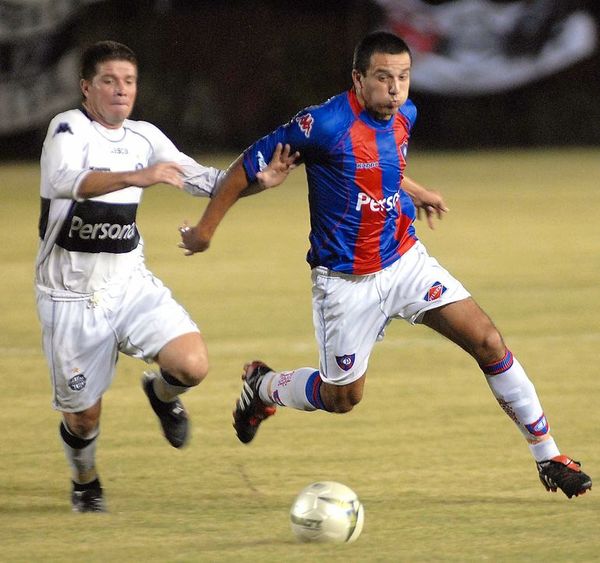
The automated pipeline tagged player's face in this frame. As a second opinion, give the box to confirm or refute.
[81,60,137,128]
[352,51,411,121]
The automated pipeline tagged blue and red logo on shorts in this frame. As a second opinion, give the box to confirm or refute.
[424,281,447,302]
[525,413,549,437]
[336,354,355,371]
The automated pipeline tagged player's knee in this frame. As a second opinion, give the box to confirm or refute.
[476,327,506,365]
[158,338,209,387]
[174,354,209,387]
[63,412,99,439]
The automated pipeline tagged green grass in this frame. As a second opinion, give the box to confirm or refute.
[1,149,599,562]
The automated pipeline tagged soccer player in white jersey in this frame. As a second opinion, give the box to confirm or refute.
[36,40,296,512]
[180,32,591,499]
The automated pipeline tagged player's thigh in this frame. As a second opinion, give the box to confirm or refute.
[36,292,118,413]
[312,268,384,384]
[386,242,471,324]
[421,297,505,362]
[115,270,201,365]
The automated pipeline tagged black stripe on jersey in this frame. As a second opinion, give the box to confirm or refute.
[56,199,140,254]
[39,197,50,240]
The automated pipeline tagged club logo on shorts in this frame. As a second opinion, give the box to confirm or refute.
[424,281,447,302]
[525,413,549,437]
[335,354,355,371]
[68,373,87,391]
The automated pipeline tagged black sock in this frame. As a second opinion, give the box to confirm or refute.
[72,477,102,492]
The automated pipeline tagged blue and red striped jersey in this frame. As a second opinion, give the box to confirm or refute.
[243,89,418,275]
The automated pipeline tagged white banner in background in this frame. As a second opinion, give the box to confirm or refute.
[0,49,80,134]
[375,0,598,95]
[0,0,102,134]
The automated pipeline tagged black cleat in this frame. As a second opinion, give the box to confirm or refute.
[233,361,277,444]
[71,481,106,513]
[537,455,592,498]
[142,371,189,448]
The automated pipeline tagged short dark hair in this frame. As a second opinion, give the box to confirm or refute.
[353,31,411,75]
[80,40,138,81]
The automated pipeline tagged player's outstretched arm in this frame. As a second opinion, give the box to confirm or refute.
[76,162,184,199]
[179,143,299,255]
[179,156,248,255]
[402,174,448,229]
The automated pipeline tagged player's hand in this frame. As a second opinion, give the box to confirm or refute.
[256,143,300,189]
[135,162,184,189]
[413,190,448,229]
[178,222,210,255]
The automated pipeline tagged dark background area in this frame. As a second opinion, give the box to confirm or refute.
[1,0,600,159]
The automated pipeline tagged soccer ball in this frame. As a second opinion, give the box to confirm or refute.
[289,481,364,543]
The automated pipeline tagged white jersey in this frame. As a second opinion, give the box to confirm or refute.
[36,108,223,295]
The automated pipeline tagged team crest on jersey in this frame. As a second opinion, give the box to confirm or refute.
[68,373,87,391]
[335,354,355,371]
[399,141,408,158]
[525,413,549,437]
[424,281,447,302]
[53,122,73,136]
[295,113,314,138]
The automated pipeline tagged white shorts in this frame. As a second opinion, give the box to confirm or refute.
[36,267,199,412]
[311,241,470,385]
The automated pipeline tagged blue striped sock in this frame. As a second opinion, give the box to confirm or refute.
[305,370,327,411]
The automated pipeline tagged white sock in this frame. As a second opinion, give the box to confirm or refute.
[482,350,559,460]
[529,437,560,463]
[258,367,325,411]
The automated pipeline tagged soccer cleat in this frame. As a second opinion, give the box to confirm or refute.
[142,371,189,448]
[536,455,592,498]
[233,361,277,444]
[71,483,106,513]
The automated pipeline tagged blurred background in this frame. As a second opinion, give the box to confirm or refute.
[1,0,599,159]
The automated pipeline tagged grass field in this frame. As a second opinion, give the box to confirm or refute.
[1,149,599,562]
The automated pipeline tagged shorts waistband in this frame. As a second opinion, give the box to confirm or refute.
[36,285,93,301]
[312,266,377,280]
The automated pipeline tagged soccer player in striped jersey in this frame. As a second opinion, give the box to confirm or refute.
[180,32,591,498]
